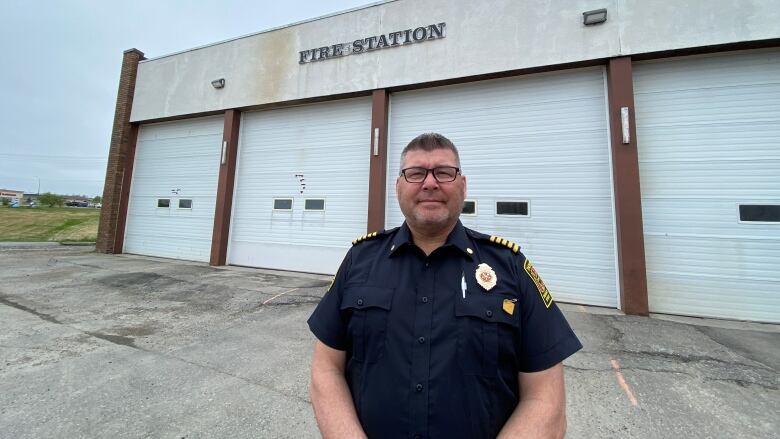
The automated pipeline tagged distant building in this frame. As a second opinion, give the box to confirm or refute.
[23,193,39,204]
[97,0,780,323]
[0,189,24,203]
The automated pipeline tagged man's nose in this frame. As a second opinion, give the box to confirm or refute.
[421,170,439,190]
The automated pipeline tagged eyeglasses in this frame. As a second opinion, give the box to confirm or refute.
[400,166,461,183]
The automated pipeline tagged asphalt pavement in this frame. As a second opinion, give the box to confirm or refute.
[0,245,777,438]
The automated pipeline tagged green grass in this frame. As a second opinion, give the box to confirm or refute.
[0,206,100,242]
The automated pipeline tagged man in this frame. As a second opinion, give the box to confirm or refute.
[308,133,582,438]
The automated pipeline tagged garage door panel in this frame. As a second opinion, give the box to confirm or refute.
[632,50,780,91]
[642,199,780,236]
[638,124,780,161]
[124,115,223,262]
[229,98,372,274]
[640,161,780,198]
[387,68,618,306]
[634,84,780,125]
[636,49,780,322]
[645,236,780,279]
[648,274,780,322]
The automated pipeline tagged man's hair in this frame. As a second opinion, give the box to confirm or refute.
[400,133,461,171]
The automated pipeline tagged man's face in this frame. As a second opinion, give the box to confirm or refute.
[396,148,467,233]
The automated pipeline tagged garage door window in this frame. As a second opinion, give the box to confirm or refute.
[178,199,192,209]
[739,204,780,223]
[273,198,293,211]
[157,198,170,208]
[496,201,529,216]
[305,199,325,211]
[462,200,476,215]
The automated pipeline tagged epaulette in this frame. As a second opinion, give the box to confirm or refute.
[352,231,381,245]
[488,235,521,254]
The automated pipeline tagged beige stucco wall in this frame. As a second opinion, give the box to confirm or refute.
[130,0,780,122]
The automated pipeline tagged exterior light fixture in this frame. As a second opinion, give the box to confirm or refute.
[583,8,607,26]
[211,78,225,89]
[620,107,631,144]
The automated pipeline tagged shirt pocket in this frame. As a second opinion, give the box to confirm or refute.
[340,285,395,363]
[455,292,520,377]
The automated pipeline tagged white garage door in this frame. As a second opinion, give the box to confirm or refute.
[124,116,223,261]
[228,98,372,274]
[635,50,780,323]
[386,68,618,306]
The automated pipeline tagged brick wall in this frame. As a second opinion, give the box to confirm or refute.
[96,49,144,253]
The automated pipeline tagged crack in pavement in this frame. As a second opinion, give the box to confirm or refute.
[1,292,312,405]
[693,325,778,372]
[702,376,778,391]
[623,350,774,372]
[0,294,62,325]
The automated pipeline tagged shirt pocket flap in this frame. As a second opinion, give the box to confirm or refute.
[340,285,395,311]
[455,294,519,327]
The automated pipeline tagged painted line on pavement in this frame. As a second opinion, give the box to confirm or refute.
[610,358,638,406]
[262,288,299,305]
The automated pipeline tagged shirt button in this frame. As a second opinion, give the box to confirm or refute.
[425,262,430,267]
[421,296,429,303]
[414,435,422,439]
[415,383,423,392]
[418,336,425,344]
[485,310,493,318]
[357,298,364,306]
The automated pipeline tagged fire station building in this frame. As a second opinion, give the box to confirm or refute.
[97,0,780,322]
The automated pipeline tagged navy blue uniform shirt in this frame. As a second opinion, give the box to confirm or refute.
[308,221,582,439]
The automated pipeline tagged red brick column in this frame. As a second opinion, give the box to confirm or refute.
[606,57,649,315]
[96,48,145,253]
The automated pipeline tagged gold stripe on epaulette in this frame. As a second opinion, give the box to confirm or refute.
[352,231,380,245]
[488,235,520,254]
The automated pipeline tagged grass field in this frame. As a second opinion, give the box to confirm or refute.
[0,207,100,242]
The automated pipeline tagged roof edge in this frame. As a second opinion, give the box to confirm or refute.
[140,0,396,63]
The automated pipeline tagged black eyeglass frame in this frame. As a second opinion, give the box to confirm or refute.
[399,166,461,183]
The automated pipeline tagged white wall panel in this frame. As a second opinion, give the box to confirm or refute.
[131,0,780,122]
[124,116,223,261]
[229,98,372,274]
[386,68,618,306]
[635,49,780,322]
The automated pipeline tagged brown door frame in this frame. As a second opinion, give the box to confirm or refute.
[606,57,649,315]
[210,110,241,266]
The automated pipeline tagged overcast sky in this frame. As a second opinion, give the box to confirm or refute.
[0,0,373,197]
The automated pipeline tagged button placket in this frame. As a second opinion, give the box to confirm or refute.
[411,259,434,436]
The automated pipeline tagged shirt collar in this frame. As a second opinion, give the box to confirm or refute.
[389,220,474,260]
[389,222,414,256]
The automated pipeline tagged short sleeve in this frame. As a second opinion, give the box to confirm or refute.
[515,253,582,372]
[307,249,353,351]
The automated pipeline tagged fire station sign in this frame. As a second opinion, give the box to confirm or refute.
[299,22,446,64]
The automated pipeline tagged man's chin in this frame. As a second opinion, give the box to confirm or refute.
[411,212,451,229]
